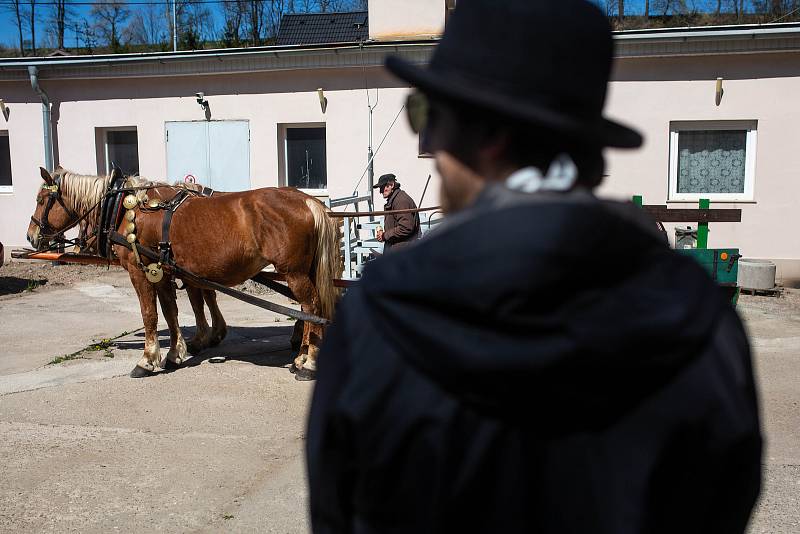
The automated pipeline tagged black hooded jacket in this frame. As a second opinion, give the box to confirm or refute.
[307,185,762,534]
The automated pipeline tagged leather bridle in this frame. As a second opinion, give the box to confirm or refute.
[29,176,83,245]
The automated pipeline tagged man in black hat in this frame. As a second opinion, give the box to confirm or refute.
[373,173,421,251]
[307,1,762,533]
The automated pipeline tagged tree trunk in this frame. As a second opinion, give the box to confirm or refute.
[57,0,66,50]
[715,0,721,16]
[618,0,624,25]
[14,1,24,56]
[29,0,36,56]
[645,0,649,18]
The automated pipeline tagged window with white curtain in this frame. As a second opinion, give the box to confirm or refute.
[669,121,757,202]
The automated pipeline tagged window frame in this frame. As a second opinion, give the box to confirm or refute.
[668,120,757,203]
[279,123,327,195]
[100,126,139,176]
[0,131,12,193]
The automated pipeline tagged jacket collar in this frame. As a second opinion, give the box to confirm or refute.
[384,187,401,209]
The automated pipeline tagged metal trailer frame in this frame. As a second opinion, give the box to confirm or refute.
[633,195,743,305]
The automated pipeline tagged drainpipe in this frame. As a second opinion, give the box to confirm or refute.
[28,66,54,171]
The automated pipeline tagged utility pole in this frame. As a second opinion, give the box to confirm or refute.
[173,0,178,51]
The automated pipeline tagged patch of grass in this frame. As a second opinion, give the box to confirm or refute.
[87,338,114,352]
[223,514,234,520]
[48,350,87,365]
[25,279,40,292]
[48,328,143,365]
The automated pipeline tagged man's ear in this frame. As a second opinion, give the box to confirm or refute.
[40,167,54,185]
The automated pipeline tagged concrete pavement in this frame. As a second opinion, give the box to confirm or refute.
[1,269,312,533]
[0,268,798,532]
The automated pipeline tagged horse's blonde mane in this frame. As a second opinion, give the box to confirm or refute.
[56,171,207,224]
[56,170,112,220]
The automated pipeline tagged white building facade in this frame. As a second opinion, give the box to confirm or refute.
[1,0,799,284]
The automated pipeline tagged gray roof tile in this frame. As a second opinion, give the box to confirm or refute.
[277,11,369,46]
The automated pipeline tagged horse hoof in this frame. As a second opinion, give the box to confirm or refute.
[162,359,182,371]
[294,366,316,381]
[209,329,227,347]
[130,366,155,378]
[186,341,203,356]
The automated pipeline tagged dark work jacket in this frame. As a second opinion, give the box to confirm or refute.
[382,188,420,251]
[307,185,762,534]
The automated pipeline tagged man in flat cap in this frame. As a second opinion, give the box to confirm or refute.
[373,173,420,251]
[307,1,762,533]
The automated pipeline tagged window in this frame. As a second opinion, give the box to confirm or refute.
[282,125,327,191]
[668,121,757,202]
[100,127,139,176]
[0,132,11,193]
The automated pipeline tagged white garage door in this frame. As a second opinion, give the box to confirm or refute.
[166,121,250,191]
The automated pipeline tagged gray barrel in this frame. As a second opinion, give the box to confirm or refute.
[737,258,776,290]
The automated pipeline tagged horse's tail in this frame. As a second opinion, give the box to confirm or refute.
[305,198,343,320]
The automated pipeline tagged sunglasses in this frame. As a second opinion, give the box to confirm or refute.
[405,91,430,134]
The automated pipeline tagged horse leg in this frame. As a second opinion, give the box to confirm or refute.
[203,290,227,347]
[128,268,161,378]
[290,320,304,353]
[285,273,321,381]
[185,285,211,355]
[156,282,188,371]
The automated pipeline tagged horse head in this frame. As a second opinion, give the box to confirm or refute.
[27,166,77,250]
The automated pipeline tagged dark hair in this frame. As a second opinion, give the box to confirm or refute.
[427,98,606,188]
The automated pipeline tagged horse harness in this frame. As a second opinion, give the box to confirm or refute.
[29,176,330,326]
[32,169,214,288]
[30,175,84,246]
[111,186,211,284]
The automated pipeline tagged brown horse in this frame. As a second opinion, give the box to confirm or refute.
[27,167,341,380]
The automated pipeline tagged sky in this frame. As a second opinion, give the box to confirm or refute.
[0,1,775,52]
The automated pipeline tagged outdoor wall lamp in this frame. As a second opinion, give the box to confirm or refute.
[317,88,328,113]
[195,92,209,110]
[715,77,724,106]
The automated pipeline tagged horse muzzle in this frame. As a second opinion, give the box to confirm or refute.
[27,228,43,250]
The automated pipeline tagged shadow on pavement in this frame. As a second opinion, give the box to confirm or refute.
[0,276,49,296]
[115,325,296,369]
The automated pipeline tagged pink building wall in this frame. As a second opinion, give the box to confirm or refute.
[1,47,799,284]
[602,53,800,283]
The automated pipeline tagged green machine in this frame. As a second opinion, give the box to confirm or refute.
[634,196,742,306]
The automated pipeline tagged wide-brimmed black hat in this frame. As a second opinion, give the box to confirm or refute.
[386,0,642,149]
[373,173,397,189]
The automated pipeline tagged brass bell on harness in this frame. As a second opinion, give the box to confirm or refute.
[123,222,136,235]
[145,263,164,283]
[122,194,138,210]
[148,199,160,209]
[126,233,137,244]
[124,210,136,222]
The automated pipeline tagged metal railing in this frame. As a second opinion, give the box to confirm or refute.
[327,195,444,280]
